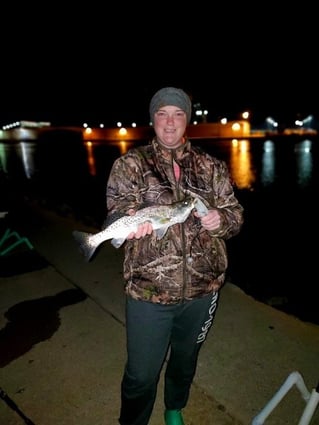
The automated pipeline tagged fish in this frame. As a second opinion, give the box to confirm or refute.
[72,196,206,262]
[193,197,208,217]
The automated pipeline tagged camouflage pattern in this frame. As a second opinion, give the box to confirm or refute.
[106,138,244,304]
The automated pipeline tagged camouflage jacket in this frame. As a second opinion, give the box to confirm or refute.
[106,138,244,304]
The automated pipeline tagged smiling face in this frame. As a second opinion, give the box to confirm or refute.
[153,105,188,149]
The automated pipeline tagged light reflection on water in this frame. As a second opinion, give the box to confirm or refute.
[1,137,316,192]
[229,139,256,190]
[20,142,35,179]
[85,141,97,176]
[261,140,276,186]
[294,139,313,187]
[1,135,319,325]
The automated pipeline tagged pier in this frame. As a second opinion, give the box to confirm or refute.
[0,120,255,142]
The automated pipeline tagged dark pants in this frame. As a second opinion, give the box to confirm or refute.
[118,292,219,425]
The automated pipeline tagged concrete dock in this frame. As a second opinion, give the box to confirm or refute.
[1,200,319,425]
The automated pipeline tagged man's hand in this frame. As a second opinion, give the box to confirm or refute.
[194,209,221,231]
[126,209,154,240]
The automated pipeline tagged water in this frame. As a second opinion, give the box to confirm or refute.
[1,133,318,325]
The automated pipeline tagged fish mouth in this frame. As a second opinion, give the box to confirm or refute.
[192,197,208,216]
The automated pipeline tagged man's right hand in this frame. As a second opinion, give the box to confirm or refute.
[126,210,153,239]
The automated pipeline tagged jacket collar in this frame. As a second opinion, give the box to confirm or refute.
[151,137,190,161]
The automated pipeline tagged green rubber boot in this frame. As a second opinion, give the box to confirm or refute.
[164,409,185,425]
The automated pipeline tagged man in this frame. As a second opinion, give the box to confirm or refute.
[106,87,244,425]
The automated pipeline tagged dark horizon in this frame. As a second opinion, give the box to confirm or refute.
[2,5,318,130]
[1,95,317,131]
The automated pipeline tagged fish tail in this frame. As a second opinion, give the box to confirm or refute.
[72,230,97,262]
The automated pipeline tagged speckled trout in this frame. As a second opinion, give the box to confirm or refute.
[73,197,208,262]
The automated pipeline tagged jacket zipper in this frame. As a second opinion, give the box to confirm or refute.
[172,155,188,302]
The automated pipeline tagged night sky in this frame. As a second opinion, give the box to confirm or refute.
[1,5,317,129]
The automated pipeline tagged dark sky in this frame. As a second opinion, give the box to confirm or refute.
[1,5,317,129]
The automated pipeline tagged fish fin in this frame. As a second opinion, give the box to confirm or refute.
[111,237,126,249]
[72,230,97,262]
[102,211,127,228]
[155,226,170,240]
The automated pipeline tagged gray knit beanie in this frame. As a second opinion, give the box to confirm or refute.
[149,87,192,124]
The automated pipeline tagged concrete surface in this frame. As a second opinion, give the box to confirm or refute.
[0,200,319,425]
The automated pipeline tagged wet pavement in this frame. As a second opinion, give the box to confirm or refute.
[0,200,319,425]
